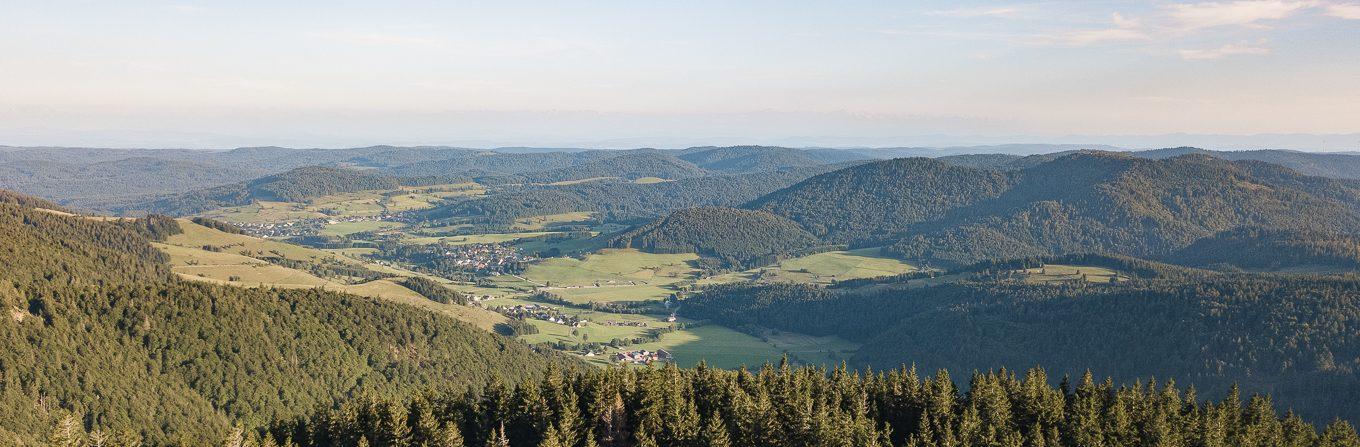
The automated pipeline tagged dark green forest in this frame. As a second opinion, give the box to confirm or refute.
[402,276,470,305]
[236,363,1360,447]
[425,164,854,222]
[0,191,564,444]
[748,152,1360,268]
[610,207,824,269]
[1163,227,1360,271]
[686,268,1360,424]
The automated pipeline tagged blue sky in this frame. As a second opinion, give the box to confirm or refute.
[1,1,1357,149]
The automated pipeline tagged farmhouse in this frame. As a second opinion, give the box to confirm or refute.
[613,349,673,364]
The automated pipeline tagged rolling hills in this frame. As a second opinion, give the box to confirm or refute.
[751,152,1360,267]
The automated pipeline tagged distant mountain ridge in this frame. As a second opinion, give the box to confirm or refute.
[7,144,1360,216]
[749,152,1360,267]
[937,147,1360,179]
[129,166,404,215]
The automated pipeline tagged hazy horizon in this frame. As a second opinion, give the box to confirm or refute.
[3,1,1359,150]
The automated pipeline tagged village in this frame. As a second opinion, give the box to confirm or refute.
[493,303,586,327]
[434,243,536,274]
[237,219,325,238]
[612,349,672,364]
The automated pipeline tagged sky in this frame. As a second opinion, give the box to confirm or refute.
[1,0,1358,150]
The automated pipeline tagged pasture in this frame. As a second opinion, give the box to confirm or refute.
[695,248,915,285]
[319,220,405,236]
[1018,264,1124,283]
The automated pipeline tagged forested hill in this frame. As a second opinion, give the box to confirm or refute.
[676,145,869,173]
[746,157,1015,243]
[686,269,1360,425]
[424,163,860,222]
[611,207,822,269]
[750,152,1360,267]
[0,191,175,285]
[1136,147,1360,180]
[935,147,1360,180]
[0,190,565,444]
[513,151,709,183]
[1163,226,1360,272]
[130,166,404,215]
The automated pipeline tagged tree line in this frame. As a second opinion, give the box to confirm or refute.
[232,362,1360,447]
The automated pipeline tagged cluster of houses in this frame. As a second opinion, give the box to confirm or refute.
[237,220,322,238]
[613,349,672,364]
[434,243,536,274]
[494,303,586,327]
[602,320,650,327]
[239,213,409,239]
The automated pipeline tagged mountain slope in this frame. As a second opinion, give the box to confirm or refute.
[132,166,402,215]
[747,157,1014,243]
[0,190,564,444]
[686,270,1360,424]
[1135,147,1360,180]
[426,163,859,222]
[518,150,708,183]
[1163,226,1360,271]
[677,145,866,173]
[611,207,822,268]
[890,153,1360,264]
[750,152,1360,266]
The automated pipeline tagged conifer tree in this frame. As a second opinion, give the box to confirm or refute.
[434,423,465,447]
[49,413,84,447]
[700,411,732,447]
[537,425,566,447]
[484,423,510,447]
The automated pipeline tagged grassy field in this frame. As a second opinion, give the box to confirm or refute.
[630,325,788,368]
[511,232,613,257]
[632,177,669,184]
[158,219,507,329]
[405,231,567,245]
[697,248,915,286]
[1018,264,1124,283]
[778,248,916,280]
[319,220,406,236]
[492,295,794,369]
[197,182,484,224]
[547,177,615,186]
[544,284,681,303]
[520,249,700,303]
[759,330,860,366]
[512,212,596,230]
[199,201,323,223]
[164,219,381,271]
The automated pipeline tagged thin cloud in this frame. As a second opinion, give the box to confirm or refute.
[1325,2,1360,18]
[1046,13,1150,45]
[1178,42,1273,59]
[1164,1,1314,30]
[927,6,1025,18]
